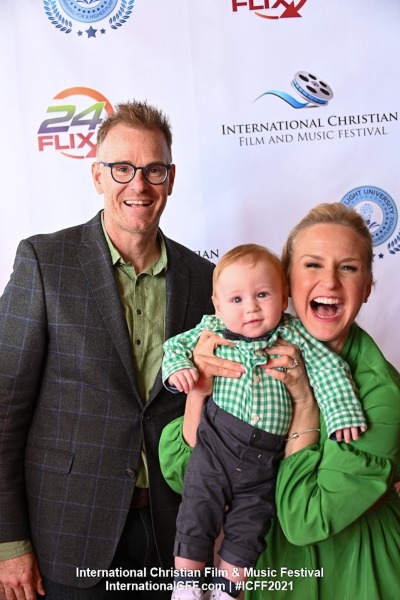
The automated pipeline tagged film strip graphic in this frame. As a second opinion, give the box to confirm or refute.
[256,71,334,108]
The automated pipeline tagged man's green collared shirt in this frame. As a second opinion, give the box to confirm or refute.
[102,214,167,487]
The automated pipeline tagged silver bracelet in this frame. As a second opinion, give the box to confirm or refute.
[285,428,320,441]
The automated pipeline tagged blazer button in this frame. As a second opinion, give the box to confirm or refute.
[126,468,136,478]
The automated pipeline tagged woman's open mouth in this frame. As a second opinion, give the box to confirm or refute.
[310,297,344,319]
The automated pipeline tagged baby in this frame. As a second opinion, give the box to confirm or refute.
[162,244,366,600]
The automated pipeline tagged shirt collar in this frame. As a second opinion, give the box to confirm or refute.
[101,210,167,275]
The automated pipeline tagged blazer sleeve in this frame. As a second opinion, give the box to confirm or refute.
[0,239,48,541]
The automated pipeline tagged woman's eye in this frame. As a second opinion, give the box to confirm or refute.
[305,262,321,269]
[341,265,358,272]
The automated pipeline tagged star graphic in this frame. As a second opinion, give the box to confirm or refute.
[101,29,106,34]
[378,253,384,259]
[77,30,83,37]
[86,26,97,38]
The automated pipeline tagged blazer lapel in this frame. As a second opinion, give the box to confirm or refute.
[78,214,141,405]
[148,237,190,402]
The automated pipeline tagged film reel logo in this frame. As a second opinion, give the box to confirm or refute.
[255,70,334,108]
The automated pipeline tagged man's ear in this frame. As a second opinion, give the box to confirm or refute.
[167,163,176,196]
[92,161,104,194]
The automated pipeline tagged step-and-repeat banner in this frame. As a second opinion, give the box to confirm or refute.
[1,0,399,368]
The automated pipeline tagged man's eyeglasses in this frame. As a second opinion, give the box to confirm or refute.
[99,161,172,185]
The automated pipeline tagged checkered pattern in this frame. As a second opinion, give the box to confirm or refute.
[0,211,215,586]
[162,313,366,437]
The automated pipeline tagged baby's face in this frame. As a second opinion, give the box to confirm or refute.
[213,258,288,338]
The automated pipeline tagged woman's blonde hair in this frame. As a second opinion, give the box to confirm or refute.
[281,202,374,276]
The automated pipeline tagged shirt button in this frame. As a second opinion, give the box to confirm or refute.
[126,468,136,478]
[136,309,142,315]
[135,339,141,345]
[256,349,265,358]
[253,374,261,384]
[251,414,260,423]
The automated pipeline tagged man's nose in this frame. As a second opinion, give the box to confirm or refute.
[129,169,149,191]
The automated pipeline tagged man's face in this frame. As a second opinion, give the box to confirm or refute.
[92,124,175,241]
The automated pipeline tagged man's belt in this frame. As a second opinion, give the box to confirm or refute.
[130,487,150,508]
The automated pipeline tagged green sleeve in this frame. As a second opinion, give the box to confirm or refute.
[0,540,33,560]
[276,333,400,545]
[276,440,394,545]
[159,416,193,494]
[162,315,221,383]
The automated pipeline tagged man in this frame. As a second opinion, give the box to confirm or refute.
[0,101,215,599]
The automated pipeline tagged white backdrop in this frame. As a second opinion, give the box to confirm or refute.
[1,0,399,368]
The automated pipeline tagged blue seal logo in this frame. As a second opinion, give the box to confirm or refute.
[43,0,134,37]
[59,0,117,22]
[341,186,400,256]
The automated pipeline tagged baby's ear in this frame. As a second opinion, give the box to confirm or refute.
[212,295,220,316]
[282,281,289,312]
[282,293,289,312]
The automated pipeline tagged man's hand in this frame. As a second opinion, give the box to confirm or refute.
[0,553,45,600]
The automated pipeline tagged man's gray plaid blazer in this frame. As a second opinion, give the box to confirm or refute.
[0,211,214,587]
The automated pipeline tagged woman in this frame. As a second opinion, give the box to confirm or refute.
[159,203,400,599]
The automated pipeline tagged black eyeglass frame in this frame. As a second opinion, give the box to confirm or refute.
[99,161,172,185]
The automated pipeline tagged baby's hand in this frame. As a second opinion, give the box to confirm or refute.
[168,368,199,394]
[335,425,367,443]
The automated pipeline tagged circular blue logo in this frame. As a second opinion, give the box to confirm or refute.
[341,186,398,246]
[59,0,117,23]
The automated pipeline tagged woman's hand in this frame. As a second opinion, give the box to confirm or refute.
[182,330,245,447]
[263,338,313,404]
[263,338,321,457]
[192,330,245,382]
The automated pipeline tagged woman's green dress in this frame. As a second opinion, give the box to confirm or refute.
[159,324,400,599]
